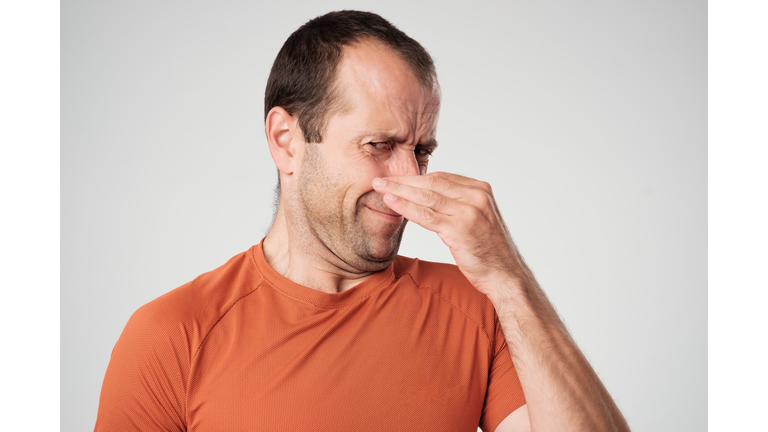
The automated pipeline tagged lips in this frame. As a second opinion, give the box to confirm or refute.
[360,191,403,220]
[366,206,401,218]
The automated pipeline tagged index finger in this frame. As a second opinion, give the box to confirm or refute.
[429,172,492,193]
[378,172,465,199]
[384,171,491,194]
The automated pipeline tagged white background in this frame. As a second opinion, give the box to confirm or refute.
[4,0,723,430]
[61,1,706,430]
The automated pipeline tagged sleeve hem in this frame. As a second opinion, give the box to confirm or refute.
[480,393,526,432]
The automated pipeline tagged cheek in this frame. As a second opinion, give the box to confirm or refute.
[321,149,389,207]
[342,161,388,211]
[351,154,388,183]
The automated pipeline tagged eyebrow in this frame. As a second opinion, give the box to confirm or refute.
[352,132,439,149]
[420,138,439,149]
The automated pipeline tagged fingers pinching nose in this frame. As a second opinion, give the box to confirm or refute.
[372,178,387,188]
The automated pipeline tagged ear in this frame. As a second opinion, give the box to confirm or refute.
[265,107,303,175]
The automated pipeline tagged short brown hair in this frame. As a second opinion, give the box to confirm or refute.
[264,10,438,143]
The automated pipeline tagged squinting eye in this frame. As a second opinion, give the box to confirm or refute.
[414,148,432,158]
[368,142,390,151]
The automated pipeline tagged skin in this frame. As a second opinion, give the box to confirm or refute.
[263,39,630,431]
[263,39,438,292]
[374,173,631,431]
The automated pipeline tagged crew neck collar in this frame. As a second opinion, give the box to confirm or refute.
[250,241,396,308]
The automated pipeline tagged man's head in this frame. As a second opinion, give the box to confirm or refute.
[264,11,440,272]
[264,10,438,144]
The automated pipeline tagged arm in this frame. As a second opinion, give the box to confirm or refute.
[373,172,630,432]
[95,302,189,431]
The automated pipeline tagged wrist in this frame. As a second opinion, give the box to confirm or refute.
[483,273,530,309]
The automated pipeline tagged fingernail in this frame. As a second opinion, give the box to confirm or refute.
[372,178,386,188]
[384,193,396,202]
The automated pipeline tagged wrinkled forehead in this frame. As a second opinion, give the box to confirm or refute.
[339,37,439,92]
[332,40,441,131]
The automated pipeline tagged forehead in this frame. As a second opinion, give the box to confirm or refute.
[331,40,440,140]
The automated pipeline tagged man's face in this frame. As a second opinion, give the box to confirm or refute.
[294,40,440,272]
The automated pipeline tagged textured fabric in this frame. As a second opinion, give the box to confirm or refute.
[95,242,526,431]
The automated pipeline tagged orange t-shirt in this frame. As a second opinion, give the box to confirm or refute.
[95,243,525,431]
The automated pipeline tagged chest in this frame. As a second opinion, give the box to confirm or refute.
[186,285,491,431]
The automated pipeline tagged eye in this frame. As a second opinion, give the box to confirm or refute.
[414,146,433,161]
[366,142,392,154]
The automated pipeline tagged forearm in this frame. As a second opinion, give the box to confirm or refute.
[487,266,630,432]
[371,173,629,430]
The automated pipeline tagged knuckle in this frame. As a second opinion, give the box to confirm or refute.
[420,207,436,224]
[437,177,452,190]
[467,207,484,224]
[418,188,433,202]
[477,181,492,193]
[431,194,443,207]
[419,189,442,207]
[470,189,490,205]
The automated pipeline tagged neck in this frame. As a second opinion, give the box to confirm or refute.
[263,202,381,294]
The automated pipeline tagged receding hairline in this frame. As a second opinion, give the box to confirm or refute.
[342,37,438,88]
[310,37,441,143]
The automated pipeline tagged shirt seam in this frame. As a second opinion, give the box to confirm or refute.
[401,271,495,360]
[185,253,264,427]
[190,286,262,360]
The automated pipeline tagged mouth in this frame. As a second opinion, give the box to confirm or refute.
[364,205,404,223]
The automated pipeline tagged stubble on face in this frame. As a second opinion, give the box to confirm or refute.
[296,143,407,273]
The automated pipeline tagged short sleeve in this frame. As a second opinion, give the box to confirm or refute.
[479,315,527,432]
[94,301,190,432]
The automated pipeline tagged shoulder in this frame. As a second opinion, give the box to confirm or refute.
[393,255,499,336]
[98,248,263,430]
[394,255,488,304]
[123,246,264,355]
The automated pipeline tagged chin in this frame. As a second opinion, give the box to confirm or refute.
[365,244,399,263]
[343,216,407,271]
[359,231,405,267]
[356,253,397,272]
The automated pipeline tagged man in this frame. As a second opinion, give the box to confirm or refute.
[95,10,630,431]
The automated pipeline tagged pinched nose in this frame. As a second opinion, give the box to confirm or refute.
[386,148,420,177]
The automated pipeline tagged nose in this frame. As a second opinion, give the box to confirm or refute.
[386,147,420,177]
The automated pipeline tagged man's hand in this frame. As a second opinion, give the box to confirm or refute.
[373,172,631,432]
[372,172,526,299]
